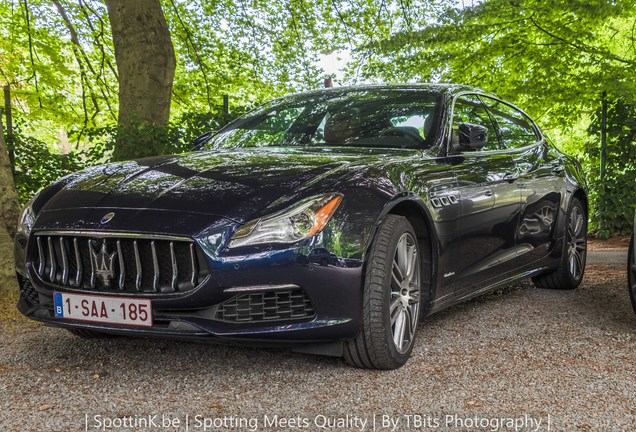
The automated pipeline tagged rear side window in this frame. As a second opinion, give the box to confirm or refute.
[480,96,539,150]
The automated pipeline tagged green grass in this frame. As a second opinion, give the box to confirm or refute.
[0,286,37,330]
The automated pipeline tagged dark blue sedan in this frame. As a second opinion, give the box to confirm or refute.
[15,84,587,369]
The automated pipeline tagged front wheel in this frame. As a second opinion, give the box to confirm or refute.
[532,197,587,290]
[344,215,421,369]
[628,235,636,315]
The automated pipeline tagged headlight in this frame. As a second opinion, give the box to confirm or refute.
[228,194,343,248]
[16,192,40,238]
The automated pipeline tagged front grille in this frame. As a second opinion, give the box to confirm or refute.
[214,288,315,323]
[30,233,209,295]
[18,274,39,306]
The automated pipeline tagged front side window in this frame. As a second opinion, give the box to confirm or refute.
[480,96,539,150]
[203,90,441,150]
[451,95,500,151]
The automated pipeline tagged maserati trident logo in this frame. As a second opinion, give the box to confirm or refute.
[100,212,115,224]
[89,240,117,287]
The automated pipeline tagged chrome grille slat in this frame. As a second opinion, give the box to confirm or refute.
[36,237,44,276]
[190,243,198,287]
[133,240,142,291]
[29,234,207,295]
[47,237,56,282]
[170,242,178,292]
[151,241,160,292]
[59,237,69,285]
[73,238,82,287]
[88,239,96,288]
[116,240,125,290]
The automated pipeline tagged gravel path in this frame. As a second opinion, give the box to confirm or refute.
[1,260,635,432]
[588,249,628,266]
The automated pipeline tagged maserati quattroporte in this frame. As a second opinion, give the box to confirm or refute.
[15,84,588,369]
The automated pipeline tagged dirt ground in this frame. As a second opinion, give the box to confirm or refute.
[588,234,631,250]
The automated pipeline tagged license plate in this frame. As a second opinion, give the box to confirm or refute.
[53,292,153,327]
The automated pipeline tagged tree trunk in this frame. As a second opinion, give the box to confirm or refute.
[0,112,18,238]
[105,0,176,159]
[0,110,18,289]
[0,228,16,290]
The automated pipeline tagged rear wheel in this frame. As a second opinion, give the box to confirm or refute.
[532,198,587,290]
[344,215,421,369]
[628,236,636,315]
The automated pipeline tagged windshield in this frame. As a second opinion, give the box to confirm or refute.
[203,89,441,150]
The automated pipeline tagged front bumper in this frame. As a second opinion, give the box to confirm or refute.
[16,210,374,346]
[17,265,364,343]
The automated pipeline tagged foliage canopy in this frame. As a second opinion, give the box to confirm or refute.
[1,0,635,234]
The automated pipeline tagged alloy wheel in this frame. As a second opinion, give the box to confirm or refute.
[567,206,586,280]
[390,232,421,354]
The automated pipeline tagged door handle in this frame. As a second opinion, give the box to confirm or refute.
[484,189,493,197]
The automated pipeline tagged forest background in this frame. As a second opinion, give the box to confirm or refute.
[1,0,635,286]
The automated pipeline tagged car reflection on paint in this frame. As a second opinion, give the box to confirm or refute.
[295,248,346,267]
[15,84,588,369]
[307,248,342,266]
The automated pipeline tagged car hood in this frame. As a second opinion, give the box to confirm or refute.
[41,147,422,224]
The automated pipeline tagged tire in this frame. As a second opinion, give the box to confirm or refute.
[344,215,422,369]
[68,329,115,339]
[532,197,587,290]
[628,235,636,315]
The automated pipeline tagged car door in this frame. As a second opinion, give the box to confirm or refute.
[388,124,461,304]
[480,97,562,262]
[444,94,523,295]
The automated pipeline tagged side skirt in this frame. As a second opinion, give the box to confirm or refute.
[422,266,550,317]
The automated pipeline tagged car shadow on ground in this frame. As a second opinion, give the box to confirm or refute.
[23,326,346,375]
[14,262,635,374]
[561,264,635,329]
[21,282,535,372]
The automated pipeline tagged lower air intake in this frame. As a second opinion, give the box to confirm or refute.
[215,288,315,323]
[18,274,39,307]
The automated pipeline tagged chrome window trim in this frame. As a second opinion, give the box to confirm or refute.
[447,90,545,156]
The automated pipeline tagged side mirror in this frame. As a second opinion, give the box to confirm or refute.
[453,123,488,152]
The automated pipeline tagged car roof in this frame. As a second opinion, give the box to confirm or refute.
[282,83,497,100]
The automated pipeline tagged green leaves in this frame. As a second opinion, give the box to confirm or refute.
[355,0,636,235]
[3,0,635,234]
[11,109,239,202]
[587,99,636,237]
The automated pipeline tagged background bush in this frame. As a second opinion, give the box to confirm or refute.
[586,100,636,238]
[11,110,240,204]
[9,104,636,239]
